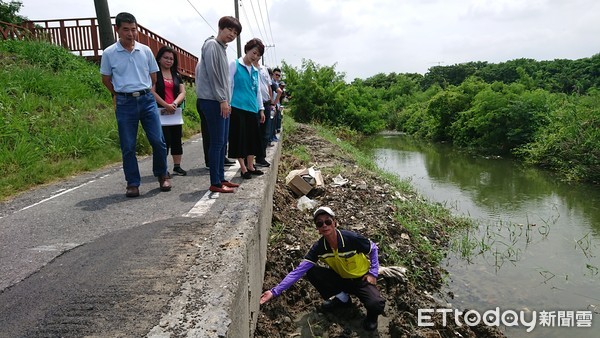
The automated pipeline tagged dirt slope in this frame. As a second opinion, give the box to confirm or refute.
[255,124,505,337]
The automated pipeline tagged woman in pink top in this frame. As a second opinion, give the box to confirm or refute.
[153,46,187,176]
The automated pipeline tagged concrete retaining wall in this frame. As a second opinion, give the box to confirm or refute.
[147,140,281,338]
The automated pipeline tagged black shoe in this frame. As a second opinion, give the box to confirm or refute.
[249,169,264,176]
[255,159,270,167]
[241,171,252,179]
[363,318,378,331]
[224,158,236,166]
[172,166,187,176]
[321,297,352,311]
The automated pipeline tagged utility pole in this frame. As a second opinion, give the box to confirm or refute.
[262,44,275,66]
[234,0,241,58]
[94,0,114,50]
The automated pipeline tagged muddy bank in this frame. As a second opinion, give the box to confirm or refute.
[255,123,505,337]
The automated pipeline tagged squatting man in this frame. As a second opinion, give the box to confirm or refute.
[260,207,385,331]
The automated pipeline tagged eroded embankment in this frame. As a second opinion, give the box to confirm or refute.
[255,123,506,337]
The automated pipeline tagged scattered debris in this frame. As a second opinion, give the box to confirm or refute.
[256,124,506,337]
[331,174,349,187]
[285,167,324,196]
[296,195,318,211]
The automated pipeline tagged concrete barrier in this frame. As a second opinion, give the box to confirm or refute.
[147,138,282,338]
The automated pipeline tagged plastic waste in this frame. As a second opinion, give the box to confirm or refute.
[331,174,349,187]
[297,195,318,211]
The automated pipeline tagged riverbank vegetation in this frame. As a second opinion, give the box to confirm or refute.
[282,56,600,183]
[0,39,200,200]
[257,118,505,337]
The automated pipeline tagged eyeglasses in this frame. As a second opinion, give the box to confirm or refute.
[315,219,333,228]
[274,73,281,77]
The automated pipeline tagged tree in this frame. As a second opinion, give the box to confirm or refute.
[282,59,387,134]
[0,1,26,24]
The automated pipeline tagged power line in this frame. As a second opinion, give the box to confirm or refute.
[256,0,275,66]
[186,0,240,55]
[185,0,217,35]
[264,0,278,66]
[248,0,266,42]
[256,0,269,42]
[240,1,256,39]
[239,0,275,67]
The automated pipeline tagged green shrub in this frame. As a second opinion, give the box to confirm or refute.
[517,91,600,182]
[450,82,552,154]
[282,60,387,135]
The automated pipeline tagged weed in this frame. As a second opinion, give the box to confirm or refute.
[449,216,558,273]
[290,145,311,164]
[576,232,594,259]
[320,164,345,177]
[586,264,599,276]
[269,222,286,244]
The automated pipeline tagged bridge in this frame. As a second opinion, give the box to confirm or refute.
[0,17,198,80]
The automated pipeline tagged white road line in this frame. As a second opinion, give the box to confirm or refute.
[183,164,240,218]
[0,174,111,220]
[18,175,110,212]
[29,242,81,252]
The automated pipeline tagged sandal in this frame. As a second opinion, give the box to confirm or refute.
[248,169,264,176]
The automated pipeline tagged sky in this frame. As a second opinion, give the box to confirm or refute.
[17,0,600,80]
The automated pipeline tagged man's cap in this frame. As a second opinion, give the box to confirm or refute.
[279,81,286,87]
[313,206,335,220]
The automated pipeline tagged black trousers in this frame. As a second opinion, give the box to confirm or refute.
[161,124,183,155]
[306,265,385,319]
[196,98,210,166]
[258,101,272,160]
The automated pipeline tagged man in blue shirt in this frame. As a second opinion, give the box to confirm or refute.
[100,12,171,198]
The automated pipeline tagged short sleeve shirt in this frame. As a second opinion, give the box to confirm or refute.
[100,40,158,93]
[258,66,272,100]
[304,229,372,279]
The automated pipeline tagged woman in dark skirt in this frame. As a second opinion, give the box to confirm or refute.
[228,38,266,179]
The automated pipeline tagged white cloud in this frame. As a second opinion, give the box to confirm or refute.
[17,0,600,80]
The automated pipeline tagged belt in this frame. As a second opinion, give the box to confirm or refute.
[116,89,151,97]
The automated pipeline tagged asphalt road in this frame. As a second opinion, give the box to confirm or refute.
[0,134,243,337]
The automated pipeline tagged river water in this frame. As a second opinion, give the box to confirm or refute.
[358,134,600,337]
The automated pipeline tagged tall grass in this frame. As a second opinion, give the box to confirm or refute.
[0,40,200,200]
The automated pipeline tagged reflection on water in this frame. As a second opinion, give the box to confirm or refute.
[359,134,600,337]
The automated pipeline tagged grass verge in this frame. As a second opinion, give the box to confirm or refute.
[0,40,201,201]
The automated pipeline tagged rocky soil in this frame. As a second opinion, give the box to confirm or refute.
[254,123,506,338]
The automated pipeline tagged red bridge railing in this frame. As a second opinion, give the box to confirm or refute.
[0,18,197,80]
